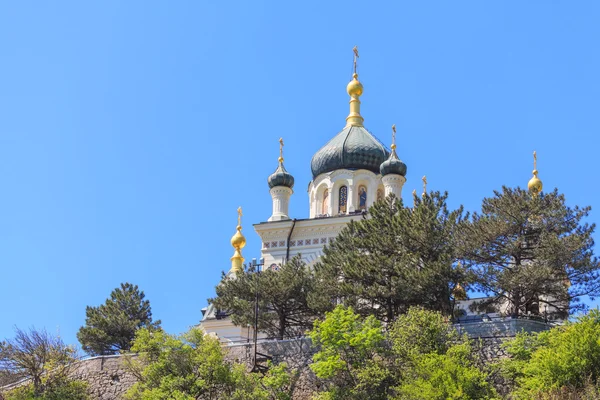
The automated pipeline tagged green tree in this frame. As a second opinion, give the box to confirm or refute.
[312,192,468,323]
[210,256,316,340]
[309,305,394,400]
[390,308,497,400]
[4,379,89,400]
[0,327,88,400]
[124,327,291,400]
[460,187,600,317]
[393,342,497,400]
[501,309,600,399]
[77,283,160,356]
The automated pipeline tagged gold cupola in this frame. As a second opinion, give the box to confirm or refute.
[345,46,364,127]
[527,151,543,197]
[230,207,246,274]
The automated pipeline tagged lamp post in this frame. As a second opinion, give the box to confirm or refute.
[246,257,265,372]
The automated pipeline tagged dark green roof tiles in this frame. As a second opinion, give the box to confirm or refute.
[380,148,407,177]
[310,126,390,178]
[268,163,295,189]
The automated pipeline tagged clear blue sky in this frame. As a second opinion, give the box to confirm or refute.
[1,1,599,348]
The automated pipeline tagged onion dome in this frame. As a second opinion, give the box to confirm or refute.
[452,283,467,301]
[380,124,407,176]
[268,138,295,189]
[528,151,543,197]
[311,126,389,178]
[230,207,246,274]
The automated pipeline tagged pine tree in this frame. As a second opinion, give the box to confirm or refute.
[209,256,316,340]
[77,283,160,356]
[311,192,468,323]
[460,187,600,318]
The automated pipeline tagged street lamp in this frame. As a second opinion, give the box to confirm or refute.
[245,257,268,372]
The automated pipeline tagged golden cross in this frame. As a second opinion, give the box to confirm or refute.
[352,46,359,75]
[237,206,243,226]
[533,150,537,170]
[279,138,284,162]
[422,175,427,196]
[391,124,396,146]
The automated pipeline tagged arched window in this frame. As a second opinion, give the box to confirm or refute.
[322,189,329,215]
[377,189,384,202]
[358,185,367,210]
[339,186,348,214]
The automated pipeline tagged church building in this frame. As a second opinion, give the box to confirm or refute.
[199,49,548,342]
[200,49,409,341]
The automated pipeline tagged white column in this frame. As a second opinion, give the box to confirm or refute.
[347,180,355,213]
[382,174,406,200]
[328,185,335,215]
[269,186,293,221]
[367,180,378,208]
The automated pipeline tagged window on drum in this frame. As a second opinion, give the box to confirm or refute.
[339,186,348,214]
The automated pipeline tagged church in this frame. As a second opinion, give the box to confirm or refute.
[199,49,546,342]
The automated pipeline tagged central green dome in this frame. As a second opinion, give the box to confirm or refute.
[310,126,390,179]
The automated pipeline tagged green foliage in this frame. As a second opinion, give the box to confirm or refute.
[309,306,495,400]
[210,256,316,339]
[389,307,461,361]
[389,308,497,400]
[4,379,89,400]
[124,327,292,400]
[77,283,160,356]
[394,342,497,400]
[460,187,600,317]
[308,305,392,400]
[312,192,468,323]
[502,309,600,399]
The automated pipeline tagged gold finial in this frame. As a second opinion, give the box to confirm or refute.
[278,138,284,163]
[345,46,364,127]
[230,207,246,274]
[528,151,543,197]
[391,124,397,150]
[422,175,427,197]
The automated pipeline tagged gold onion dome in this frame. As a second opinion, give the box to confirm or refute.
[230,207,246,274]
[452,283,467,301]
[230,225,246,250]
[527,151,543,197]
[347,73,363,97]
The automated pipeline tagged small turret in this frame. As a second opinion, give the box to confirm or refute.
[380,125,407,199]
[268,138,294,221]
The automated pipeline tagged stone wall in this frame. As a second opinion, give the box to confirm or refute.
[69,355,138,400]
[226,338,317,400]
[0,355,138,400]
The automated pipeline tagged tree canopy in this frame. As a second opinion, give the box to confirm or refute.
[124,327,292,400]
[309,305,497,400]
[460,187,600,317]
[501,309,600,399]
[0,327,88,400]
[77,283,160,356]
[210,256,316,339]
[312,192,468,323]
